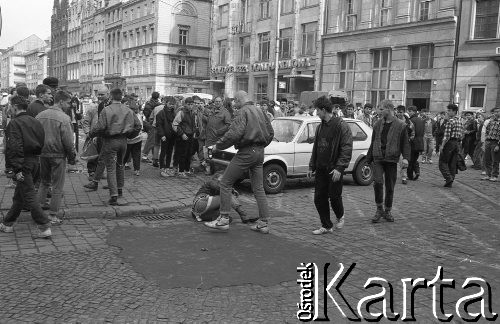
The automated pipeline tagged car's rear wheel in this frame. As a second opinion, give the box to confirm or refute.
[263,164,286,194]
[353,158,373,186]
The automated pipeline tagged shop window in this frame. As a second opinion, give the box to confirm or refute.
[219,4,229,28]
[339,52,356,101]
[371,49,391,108]
[255,77,268,101]
[469,86,487,110]
[473,0,499,39]
[380,0,392,26]
[258,32,270,61]
[279,28,293,59]
[240,36,251,63]
[410,44,434,69]
[259,0,270,19]
[237,78,249,92]
[218,40,227,65]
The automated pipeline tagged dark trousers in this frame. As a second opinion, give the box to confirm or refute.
[174,137,194,172]
[407,150,421,179]
[73,123,79,152]
[87,137,103,174]
[484,140,500,178]
[124,141,142,171]
[439,139,459,182]
[435,135,444,152]
[101,137,127,197]
[314,168,344,229]
[3,158,49,228]
[159,138,175,169]
[373,161,398,209]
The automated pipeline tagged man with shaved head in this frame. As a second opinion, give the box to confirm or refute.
[205,91,274,234]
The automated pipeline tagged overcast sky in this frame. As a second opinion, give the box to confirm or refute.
[0,0,52,48]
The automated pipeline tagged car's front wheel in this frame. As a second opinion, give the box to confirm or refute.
[353,158,373,186]
[263,164,286,194]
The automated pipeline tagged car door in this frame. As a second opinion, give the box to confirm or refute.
[293,121,320,174]
[346,121,369,171]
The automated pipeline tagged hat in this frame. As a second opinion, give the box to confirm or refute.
[43,77,59,89]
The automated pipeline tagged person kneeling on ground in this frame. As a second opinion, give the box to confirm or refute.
[192,174,258,224]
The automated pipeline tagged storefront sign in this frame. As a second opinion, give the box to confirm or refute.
[211,57,312,75]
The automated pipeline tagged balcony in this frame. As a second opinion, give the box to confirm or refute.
[230,21,252,35]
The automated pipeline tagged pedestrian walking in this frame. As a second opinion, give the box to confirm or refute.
[89,88,142,205]
[396,106,414,184]
[435,112,447,153]
[462,111,478,160]
[156,96,177,177]
[0,96,52,238]
[482,107,500,182]
[172,97,197,177]
[367,99,410,223]
[307,96,353,235]
[204,91,274,234]
[422,109,436,164]
[407,106,424,180]
[439,104,463,188]
[123,97,143,176]
[36,91,77,224]
[141,92,161,164]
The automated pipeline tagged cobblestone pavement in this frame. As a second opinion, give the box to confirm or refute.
[0,157,499,322]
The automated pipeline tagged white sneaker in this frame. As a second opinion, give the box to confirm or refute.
[481,171,487,175]
[481,176,490,180]
[33,227,52,239]
[0,223,14,233]
[204,215,230,231]
[134,170,140,176]
[48,215,63,225]
[335,217,345,229]
[489,177,498,182]
[312,227,333,235]
[250,220,269,234]
[160,170,168,178]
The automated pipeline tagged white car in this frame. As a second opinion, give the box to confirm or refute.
[212,116,373,194]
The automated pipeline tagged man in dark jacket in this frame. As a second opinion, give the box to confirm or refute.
[156,96,177,176]
[0,96,52,238]
[205,96,231,175]
[308,96,353,235]
[27,84,53,117]
[172,97,197,176]
[435,112,447,152]
[141,92,161,162]
[462,111,478,160]
[204,91,274,234]
[407,106,424,180]
[367,99,410,223]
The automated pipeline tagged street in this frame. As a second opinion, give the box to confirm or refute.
[0,160,499,323]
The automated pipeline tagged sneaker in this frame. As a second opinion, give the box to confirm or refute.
[481,171,487,175]
[242,217,259,224]
[141,156,152,163]
[204,215,230,231]
[178,172,188,178]
[335,216,344,229]
[402,178,407,185]
[384,210,394,222]
[160,170,169,178]
[481,176,491,180]
[421,159,427,164]
[0,223,14,233]
[428,159,433,164]
[250,220,269,234]
[152,161,159,168]
[33,227,52,239]
[489,177,499,182]
[124,163,131,170]
[444,180,453,188]
[48,215,63,225]
[108,196,119,206]
[372,209,385,223]
[83,181,98,191]
[312,227,333,235]
[134,170,140,176]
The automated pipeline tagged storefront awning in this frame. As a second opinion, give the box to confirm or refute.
[203,79,225,83]
[283,74,314,79]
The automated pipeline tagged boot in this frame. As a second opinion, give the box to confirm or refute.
[108,196,118,206]
[384,209,394,222]
[84,181,98,191]
[372,207,385,223]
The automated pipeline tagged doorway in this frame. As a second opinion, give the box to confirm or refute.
[406,80,431,110]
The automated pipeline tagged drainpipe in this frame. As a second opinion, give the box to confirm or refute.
[450,0,463,104]
[273,0,282,101]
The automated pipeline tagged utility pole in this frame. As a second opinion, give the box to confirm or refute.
[273,0,282,101]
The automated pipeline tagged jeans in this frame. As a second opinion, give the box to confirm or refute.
[219,146,269,222]
[423,136,434,160]
[38,157,66,216]
[314,168,344,229]
[124,141,142,171]
[407,150,421,179]
[373,161,398,209]
[3,157,50,228]
[159,138,175,169]
[484,140,500,178]
[87,137,102,174]
[142,127,156,156]
[439,139,459,182]
[400,158,408,180]
[174,137,194,172]
[197,138,206,163]
[101,137,127,197]
[192,194,246,221]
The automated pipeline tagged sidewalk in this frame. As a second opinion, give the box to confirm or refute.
[0,153,208,219]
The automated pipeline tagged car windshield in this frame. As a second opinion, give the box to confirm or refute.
[271,119,302,142]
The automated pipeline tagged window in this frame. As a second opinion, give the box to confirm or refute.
[410,44,434,69]
[178,59,187,75]
[301,23,316,55]
[339,52,356,101]
[346,0,357,31]
[348,122,368,141]
[150,26,154,43]
[258,32,270,61]
[259,0,270,19]
[279,28,293,59]
[419,0,431,21]
[302,0,319,7]
[179,26,189,45]
[371,49,391,107]
[282,0,294,13]
[474,0,499,39]
[218,40,227,65]
[469,86,487,109]
[150,1,155,14]
[240,36,251,63]
[380,0,391,26]
[241,0,248,21]
[136,30,141,46]
[298,122,319,143]
[237,78,249,92]
[255,77,268,101]
[219,4,229,27]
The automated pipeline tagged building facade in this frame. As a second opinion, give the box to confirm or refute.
[51,0,69,86]
[454,0,500,111]
[104,0,125,91]
[210,0,325,101]
[80,0,97,94]
[25,43,51,90]
[92,1,107,94]
[321,0,460,112]
[67,0,83,93]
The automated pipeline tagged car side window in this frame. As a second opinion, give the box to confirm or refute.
[348,122,368,141]
[299,122,319,143]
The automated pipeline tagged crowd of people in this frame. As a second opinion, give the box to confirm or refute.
[0,76,499,238]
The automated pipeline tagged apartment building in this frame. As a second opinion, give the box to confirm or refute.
[322,0,459,111]
[92,2,107,94]
[80,0,98,94]
[67,0,83,93]
[210,0,325,101]
[51,0,69,86]
[25,43,51,90]
[104,0,125,91]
